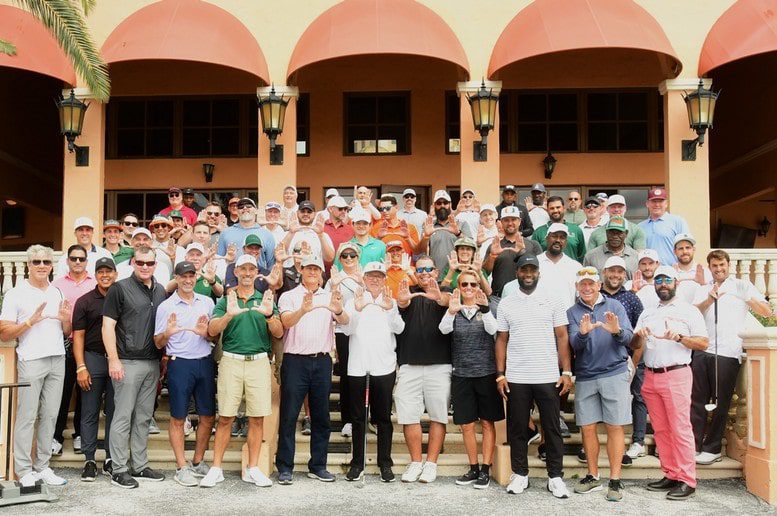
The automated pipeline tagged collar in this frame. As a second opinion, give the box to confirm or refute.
[235,288,260,302]
[601,286,627,297]
[171,290,203,305]
[131,272,156,290]
[577,294,605,309]
[64,271,94,284]
[582,220,603,228]
[92,285,108,299]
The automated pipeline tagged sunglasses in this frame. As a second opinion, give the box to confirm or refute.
[123,221,139,227]
[340,252,358,259]
[403,194,416,199]
[168,192,181,197]
[31,259,52,266]
[205,211,220,216]
[378,206,392,212]
[237,205,254,210]
[568,198,580,201]
[135,260,156,267]
[584,204,599,209]
[68,256,87,263]
[577,267,599,276]
[434,201,450,206]
[654,277,675,285]
[462,195,474,199]
[416,266,435,273]
[459,281,478,288]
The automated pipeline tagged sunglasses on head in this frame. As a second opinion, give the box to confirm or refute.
[68,256,87,263]
[123,221,139,227]
[577,267,599,276]
[31,259,52,266]
[135,260,156,267]
[654,277,675,285]
[340,252,358,259]
[416,266,435,273]
[459,281,478,288]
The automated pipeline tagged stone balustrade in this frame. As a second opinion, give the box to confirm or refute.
[723,249,777,310]
[0,252,64,294]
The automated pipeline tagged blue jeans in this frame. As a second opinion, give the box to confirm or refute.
[631,363,647,444]
[275,353,332,473]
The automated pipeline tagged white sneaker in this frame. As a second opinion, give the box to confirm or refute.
[506,473,529,494]
[51,440,63,456]
[418,462,437,483]
[19,472,38,487]
[401,461,423,483]
[340,423,352,438]
[73,436,82,453]
[547,476,570,499]
[37,467,67,486]
[243,467,272,487]
[695,451,722,465]
[184,417,194,437]
[199,467,224,488]
[626,442,645,459]
[148,418,161,435]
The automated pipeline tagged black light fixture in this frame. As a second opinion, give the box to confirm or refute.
[682,80,719,161]
[55,89,90,166]
[256,86,289,166]
[202,163,215,183]
[543,151,557,179]
[466,80,499,162]
[758,216,772,237]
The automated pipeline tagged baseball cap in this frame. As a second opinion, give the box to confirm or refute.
[515,253,540,269]
[174,261,197,275]
[503,185,517,192]
[131,227,152,239]
[299,200,315,211]
[235,254,257,268]
[648,187,667,200]
[673,233,696,247]
[654,265,677,280]
[530,183,546,193]
[228,196,241,206]
[479,203,496,214]
[325,188,339,198]
[350,209,371,223]
[603,256,627,270]
[596,192,609,201]
[149,215,172,228]
[607,194,626,207]
[338,242,361,255]
[300,254,324,270]
[103,219,122,231]
[243,234,263,248]
[185,242,205,254]
[168,187,182,194]
[182,188,194,195]
[385,240,403,250]
[500,206,522,219]
[433,189,451,202]
[462,188,475,196]
[402,188,416,197]
[73,216,94,230]
[547,223,569,235]
[236,197,257,208]
[327,196,349,209]
[265,201,281,211]
[576,267,601,284]
[638,249,660,263]
[169,209,183,219]
[94,257,116,272]
[584,197,601,208]
[363,262,387,275]
[606,216,628,232]
[454,237,477,249]
[283,184,297,192]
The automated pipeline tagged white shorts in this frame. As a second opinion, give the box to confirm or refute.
[394,364,452,425]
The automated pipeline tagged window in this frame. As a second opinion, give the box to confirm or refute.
[112,100,174,157]
[587,92,648,151]
[182,99,241,156]
[444,91,460,154]
[296,93,310,156]
[344,92,410,155]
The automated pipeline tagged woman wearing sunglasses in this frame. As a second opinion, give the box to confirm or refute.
[440,238,492,296]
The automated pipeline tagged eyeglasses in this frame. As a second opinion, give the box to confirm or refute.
[205,211,220,216]
[237,205,253,211]
[135,260,156,267]
[168,193,180,197]
[31,259,52,266]
[340,252,358,259]
[462,195,474,199]
[416,266,435,273]
[434,201,450,207]
[378,206,392,212]
[123,221,139,227]
[654,277,675,285]
[568,197,580,201]
[68,256,87,263]
[459,281,478,288]
[577,267,599,276]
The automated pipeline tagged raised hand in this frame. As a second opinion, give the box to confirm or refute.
[422,280,442,301]
[379,286,394,310]
[694,264,706,285]
[514,232,525,252]
[524,196,535,211]
[289,216,300,234]
[601,311,621,334]
[193,315,209,337]
[274,242,289,263]
[447,288,462,314]
[207,243,218,261]
[472,253,483,272]
[226,243,237,263]
[579,313,600,335]
[202,261,216,284]
[165,313,184,337]
[448,250,460,271]
[474,288,489,307]
[477,225,486,245]
[259,263,282,287]
[165,239,177,261]
[659,319,680,341]
[301,291,314,313]
[635,326,653,339]
[398,219,410,238]
[496,219,504,239]
[328,287,344,314]
[397,279,412,305]
[377,220,389,239]
[226,290,248,317]
[26,302,47,327]
[400,253,411,273]
[354,287,368,312]
[490,237,503,257]
[447,215,460,235]
[312,213,325,234]
[253,289,274,316]
[631,269,644,292]
[329,267,344,287]
[217,214,228,232]
[423,215,435,237]
[55,300,72,324]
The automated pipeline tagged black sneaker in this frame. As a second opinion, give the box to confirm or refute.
[538,443,547,462]
[455,468,479,485]
[577,449,587,463]
[131,467,165,482]
[473,470,490,490]
[621,454,633,467]
[345,466,363,482]
[380,466,395,483]
[102,459,113,477]
[81,460,97,482]
[111,471,139,489]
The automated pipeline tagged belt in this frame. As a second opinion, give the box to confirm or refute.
[646,363,689,374]
[169,355,211,361]
[222,351,267,361]
[285,352,330,358]
[86,350,109,358]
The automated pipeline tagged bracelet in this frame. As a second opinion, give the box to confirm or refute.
[76,365,87,373]
[495,375,506,383]
[334,310,343,316]
[561,371,573,377]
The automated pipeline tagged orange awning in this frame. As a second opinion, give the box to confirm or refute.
[699,0,777,75]
[0,5,76,85]
[488,0,681,79]
[101,0,269,84]
[287,0,469,81]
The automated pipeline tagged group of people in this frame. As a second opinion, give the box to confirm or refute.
[1,183,772,502]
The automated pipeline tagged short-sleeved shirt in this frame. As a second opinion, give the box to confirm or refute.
[335,237,386,269]
[52,273,97,328]
[72,286,109,355]
[601,286,644,328]
[217,224,276,268]
[428,223,462,272]
[154,291,215,359]
[487,237,543,297]
[160,205,198,226]
[587,219,647,251]
[531,222,587,263]
[634,298,707,368]
[674,265,712,305]
[108,245,135,265]
[0,280,65,361]
[54,244,112,279]
[193,275,223,299]
[497,288,568,384]
[583,245,640,279]
[283,229,334,267]
[213,290,277,355]
[371,219,419,257]
[278,285,336,355]
[637,213,690,266]
[398,207,427,236]
[564,209,585,225]
[102,274,167,360]
[396,286,452,366]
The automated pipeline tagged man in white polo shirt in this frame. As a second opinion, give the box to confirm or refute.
[56,216,112,278]
[397,188,427,237]
[672,233,712,304]
[0,245,72,487]
[116,227,172,284]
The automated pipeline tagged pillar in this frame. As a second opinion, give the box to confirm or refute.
[458,81,502,206]
[659,79,712,255]
[257,86,298,205]
[60,88,106,247]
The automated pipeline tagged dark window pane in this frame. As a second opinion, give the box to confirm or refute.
[347,96,376,124]
[297,94,309,125]
[446,93,460,124]
[588,122,617,150]
[517,94,546,122]
[657,121,664,151]
[117,129,144,156]
[182,128,210,155]
[145,193,168,219]
[212,99,239,126]
[619,93,647,121]
[588,93,617,121]
[117,101,144,128]
[247,101,258,128]
[248,125,258,156]
[147,101,173,127]
[146,129,173,156]
[183,100,210,126]
[348,125,377,153]
[211,128,240,155]
[377,125,405,153]
[619,122,648,150]
[517,124,546,151]
[549,94,577,121]
[377,96,406,124]
[116,193,143,219]
[499,125,509,152]
[549,123,578,151]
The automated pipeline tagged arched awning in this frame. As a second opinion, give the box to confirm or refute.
[101,0,269,84]
[488,0,681,79]
[699,0,777,75]
[287,0,469,81]
[0,5,76,85]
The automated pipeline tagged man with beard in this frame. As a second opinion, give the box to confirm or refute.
[632,266,708,500]
[483,207,542,300]
[525,183,550,229]
[495,185,533,237]
[626,249,661,310]
[564,191,585,225]
[531,197,586,263]
[583,217,639,277]
[418,190,467,272]
[673,234,712,304]
[497,254,572,498]
[691,250,771,466]
[218,198,276,267]
[282,201,335,267]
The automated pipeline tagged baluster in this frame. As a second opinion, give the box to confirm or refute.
[753,259,768,298]
[739,259,752,284]
[13,260,26,287]
[0,260,11,294]
[729,258,739,280]
[768,258,777,311]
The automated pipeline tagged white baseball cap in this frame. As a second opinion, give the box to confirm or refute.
[402,188,416,197]
[607,194,626,207]
[327,196,349,208]
[73,216,95,230]
[235,254,257,268]
[363,261,387,275]
[462,188,475,196]
[433,189,451,202]
[300,254,324,270]
[479,203,497,214]
[603,256,627,270]
[638,249,660,263]
[131,227,152,239]
[350,209,371,223]
[654,265,678,280]
[185,242,205,254]
[673,233,696,247]
[500,206,521,219]
[576,269,601,284]
[547,223,569,235]
[325,188,339,198]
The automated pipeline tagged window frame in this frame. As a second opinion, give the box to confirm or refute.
[342,91,412,156]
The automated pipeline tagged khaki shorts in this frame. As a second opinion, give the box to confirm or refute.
[217,354,272,418]
[394,364,452,425]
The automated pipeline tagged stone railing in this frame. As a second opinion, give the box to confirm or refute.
[0,252,64,294]
[723,249,777,309]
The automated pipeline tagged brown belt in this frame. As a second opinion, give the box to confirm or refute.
[646,363,689,374]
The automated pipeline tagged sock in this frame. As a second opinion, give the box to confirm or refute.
[192,461,200,467]
[469,463,480,473]
[481,464,490,475]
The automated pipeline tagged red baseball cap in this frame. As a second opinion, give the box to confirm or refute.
[648,187,667,200]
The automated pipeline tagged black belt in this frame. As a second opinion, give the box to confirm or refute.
[647,363,689,374]
[286,352,330,358]
[86,350,108,358]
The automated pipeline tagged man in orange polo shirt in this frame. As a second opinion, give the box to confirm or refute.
[372,195,419,258]
[385,240,417,298]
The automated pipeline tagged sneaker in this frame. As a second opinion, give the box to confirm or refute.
[37,467,67,486]
[277,471,293,485]
[111,471,139,489]
[244,467,272,487]
[102,459,113,477]
[174,467,199,487]
[148,418,161,435]
[547,476,570,499]
[51,440,63,456]
[73,436,82,453]
[199,467,224,488]
[626,442,645,459]
[189,461,210,478]
[380,466,395,483]
[506,473,529,494]
[19,472,39,488]
[695,451,722,465]
[455,468,479,485]
[537,443,547,462]
[307,469,335,482]
[301,417,311,436]
[577,449,587,464]
[573,474,603,494]
[474,470,490,490]
[401,462,423,483]
[559,417,571,438]
[527,426,541,445]
[231,418,241,437]
[621,454,633,467]
[345,466,363,481]
[184,417,194,437]
[419,462,437,483]
[131,467,165,482]
[81,461,98,482]
[606,479,624,501]
[239,419,248,438]
[341,422,353,438]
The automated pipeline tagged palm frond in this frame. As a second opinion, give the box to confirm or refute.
[0,39,18,56]
[13,0,110,100]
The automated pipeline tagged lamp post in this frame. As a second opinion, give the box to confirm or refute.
[466,80,499,162]
[55,89,89,166]
[256,86,289,166]
[682,80,719,161]
[543,151,557,179]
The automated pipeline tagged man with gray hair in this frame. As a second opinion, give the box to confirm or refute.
[0,245,72,487]
[586,195,647,251]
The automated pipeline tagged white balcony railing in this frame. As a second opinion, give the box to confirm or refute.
[723,249,777,309]
[0,252,64,294]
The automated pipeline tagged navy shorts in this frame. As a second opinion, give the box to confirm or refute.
[167,356,216,419]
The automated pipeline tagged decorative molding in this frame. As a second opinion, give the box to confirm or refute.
[61,87,102,101]
[658,78,712,95]
[747,355,766,449]
[256,85,299,98]
[457,80,502,97]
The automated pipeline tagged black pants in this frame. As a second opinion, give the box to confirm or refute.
[507,382,563,478]
[348,372,395,470]
[54,345,81,443]
[690,351,741,454]
[335,333,351,425]
[80,351,115,461]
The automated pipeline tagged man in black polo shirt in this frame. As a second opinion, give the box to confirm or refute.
[73,257,118,481]
[102,246,167,489]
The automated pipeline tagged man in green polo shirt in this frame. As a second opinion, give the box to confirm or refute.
[164,243,224,300]
[201,254,283,488]
[532,196,586,263]
[337,210,386,269]
[102,219,134,264]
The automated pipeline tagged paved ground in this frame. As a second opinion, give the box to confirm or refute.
[7,470,775,515]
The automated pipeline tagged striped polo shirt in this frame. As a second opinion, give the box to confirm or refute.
[496,288,568,384]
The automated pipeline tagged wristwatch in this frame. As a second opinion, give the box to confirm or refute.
[561,371,573,377]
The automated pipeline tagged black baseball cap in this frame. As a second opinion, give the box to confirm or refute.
[94,257,116,272]
[584,196,601,207]
[174,261,197,275]
[182,187,194,195]
[299,200,315,211]
[236,197,256,208]
[514,253,540,269]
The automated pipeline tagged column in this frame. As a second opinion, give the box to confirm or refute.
[659,79,712,255]
[257,86,298,205]
[458,81,502,206]
[60,88,106,247]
